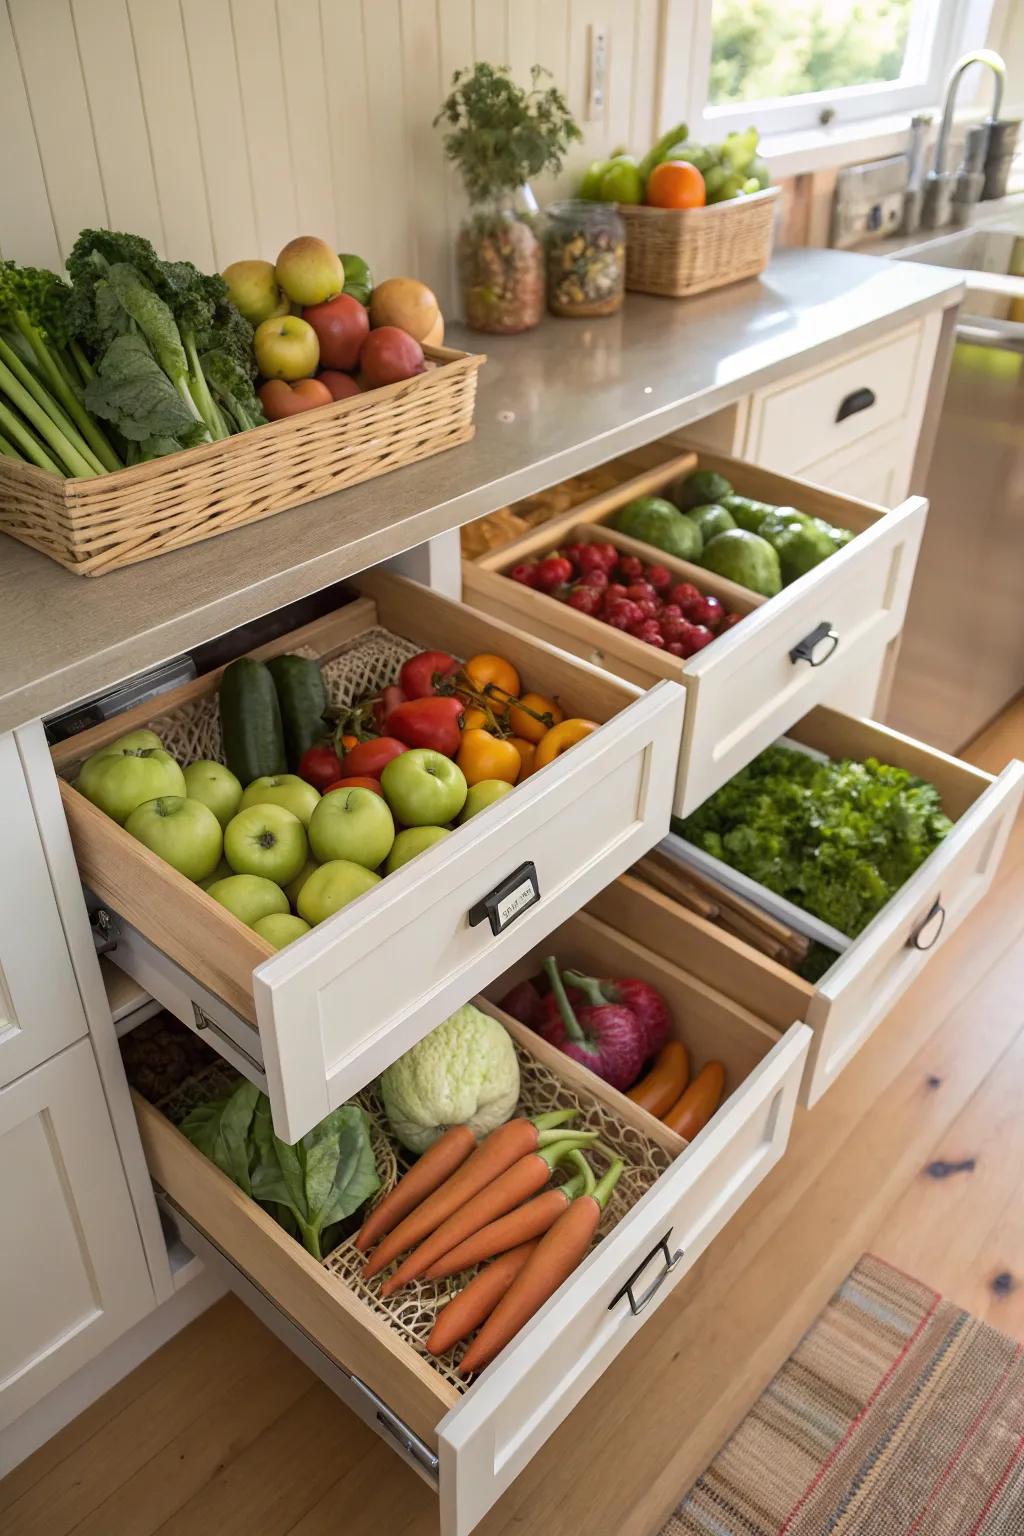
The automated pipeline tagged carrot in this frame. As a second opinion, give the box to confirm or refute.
[361,1110,576,1280]
[424,1154,596,1281]
[458,1158,625,1376]
[355,1124,476,1252]
[626,1041,689,1117]
[427,1242,538,1356]
[661,1061,725,1139]
[380,1135,596,1297]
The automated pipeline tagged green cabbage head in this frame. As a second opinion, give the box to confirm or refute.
[380,1005,520,1154]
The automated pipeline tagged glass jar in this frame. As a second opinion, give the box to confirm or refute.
[545,200,625,318]
[457,192,544,335]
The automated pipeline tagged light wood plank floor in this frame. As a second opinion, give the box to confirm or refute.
[3,696,1022,1536]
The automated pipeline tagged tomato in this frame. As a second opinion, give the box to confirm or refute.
[508,692,564,744]
[399,649,459,699]
[297,743,344,790]
[646,160,706,209]
[461,706,491,731]
[533,718,599,769]
[456,729,521,786]
[462,653,520,716]
[341,736,407,779]
[323,776,384,797]
[507,736,536,780]
[372,683,405,733]
[386,696,464,756]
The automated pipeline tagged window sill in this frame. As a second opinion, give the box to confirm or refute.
[760,99,1024,180]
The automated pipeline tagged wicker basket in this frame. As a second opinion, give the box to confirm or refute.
[0,345,484,577]
[618,186,780,298]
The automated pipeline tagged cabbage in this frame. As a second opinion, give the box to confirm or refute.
[380,1005,520,1154]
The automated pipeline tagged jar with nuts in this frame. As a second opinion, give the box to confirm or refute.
[545,200,625,318]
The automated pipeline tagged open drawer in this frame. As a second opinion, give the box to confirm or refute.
[592,706,1024,1108]
[463,440,928,816]
[53,573,685,1142]
[128,883,809,1536]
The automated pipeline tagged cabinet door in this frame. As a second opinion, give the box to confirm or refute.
[0,733,87,1088]
[0,1040,153,1428]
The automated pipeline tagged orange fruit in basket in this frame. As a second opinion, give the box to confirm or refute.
[646,161,706,210]
[456,730,521,786]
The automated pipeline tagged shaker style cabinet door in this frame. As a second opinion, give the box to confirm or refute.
[0,732,88,1088]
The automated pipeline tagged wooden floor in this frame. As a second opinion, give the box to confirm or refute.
[2,697,1023,1536]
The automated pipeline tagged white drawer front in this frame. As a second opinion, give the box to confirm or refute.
[803,761,1024,1106]
[799,425,912,509]
[254,682,684,1141]
[677,497,927,816]
[437,1023,811,1536]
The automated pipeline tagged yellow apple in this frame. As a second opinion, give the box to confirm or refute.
[275,236,344,306]
[222,260,289,326]
[254,315,320,381]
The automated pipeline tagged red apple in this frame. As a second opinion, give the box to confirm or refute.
[258,378,333,420]
[302,293,369,371]
[360,326,426,389]
[319,370,362,402]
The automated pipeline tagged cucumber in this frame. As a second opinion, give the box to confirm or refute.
[218,658,287,785]
[267,654,329,770]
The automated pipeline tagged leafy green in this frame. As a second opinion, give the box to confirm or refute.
[676,743,953,937]
[435,63,582,204]
[180,1081,379,1259]
[84,334,209,447]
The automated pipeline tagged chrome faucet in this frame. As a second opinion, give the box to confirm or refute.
[922,49,1006,228]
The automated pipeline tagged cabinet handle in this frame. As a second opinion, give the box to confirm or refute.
[909,897,946,952]
[790,622,839,667]
[468,861,540,937]
[609,1229,684,1317]
[836,386,876,422]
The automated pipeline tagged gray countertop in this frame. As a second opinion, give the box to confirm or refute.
[0,248,961,735]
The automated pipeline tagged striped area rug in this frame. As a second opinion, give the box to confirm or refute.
[663,1254,1024,1536]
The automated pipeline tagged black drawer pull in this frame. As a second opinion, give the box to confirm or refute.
[909,897,945,952]
[610,1229,684,1317]
[468,861,540,936]
[790,622,839,666]
[836,386,876,422]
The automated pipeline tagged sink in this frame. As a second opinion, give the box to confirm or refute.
[897,223,1024,276]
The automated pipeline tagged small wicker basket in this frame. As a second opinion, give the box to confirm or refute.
[618,186,780,298]
[0,344,484,577]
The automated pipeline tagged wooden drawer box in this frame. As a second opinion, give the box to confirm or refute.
[594,706,1023,1108]
[131,880,809,1536]
[463,442,927,817]
[53,573,685,1143]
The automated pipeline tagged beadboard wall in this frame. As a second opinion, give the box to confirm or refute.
[1,0,662,313]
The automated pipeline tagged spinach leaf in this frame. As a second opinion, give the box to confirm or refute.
[179,1079,260,1195]
[251,1102,380,1259]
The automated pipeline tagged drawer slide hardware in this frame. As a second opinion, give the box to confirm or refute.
[610,1229,684,1317]
[790,622,839,667]
[468,861,540,936]
[909,896,946,952]
[191,1001,265,1074]
[90,906,120,955]
[348,1376,440,1478]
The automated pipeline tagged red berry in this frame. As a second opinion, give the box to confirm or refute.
[605,600,643,630]
[509,562,537,586]
[534,554,574,592]
[633,596,661,620]
[722,611,743,630]
[636,622,666,648]
[588,542,620,572]
[616,555,645,582]
[694,595,725,629]
[660,603,683,622]
[660,613,689,642]
[567,586,601,615]
[603,583,629,605]
[625,581,657,603]
[669,581,703,613]
[580,567,609,590]
[562,543,587,568]
[666,640,686,657]
[686,624,715,654]
[646,563,673,593]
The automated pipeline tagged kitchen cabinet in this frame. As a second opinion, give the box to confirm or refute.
[0,1039,153,1429]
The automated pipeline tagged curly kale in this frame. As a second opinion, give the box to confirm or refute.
[676,743,953,938]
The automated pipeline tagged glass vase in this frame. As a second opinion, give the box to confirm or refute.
[457,191,544,335]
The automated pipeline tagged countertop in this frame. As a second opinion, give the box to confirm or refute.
[0,247,962,735]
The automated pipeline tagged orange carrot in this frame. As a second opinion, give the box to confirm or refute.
[458,1158,625,1376]
[661,1061,725,1139]
[361,1111,577,1280]
[380,1136,596,1297]
[355,1124,476,1252]
[427,1242,538,1356]
[423,1155,595,1281]
[626,1041,689,1117]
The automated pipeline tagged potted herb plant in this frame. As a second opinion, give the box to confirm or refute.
[435,63,581,334]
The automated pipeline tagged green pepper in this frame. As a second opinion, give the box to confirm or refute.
[339,252,373,306]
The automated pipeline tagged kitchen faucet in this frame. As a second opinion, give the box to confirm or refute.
[922,49,1006,228]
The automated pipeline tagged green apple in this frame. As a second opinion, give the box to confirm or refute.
[308,786,395,869]
[253,314,320,380]
[221,259,289,325]
[458,779,515,823]
[77,746,186,825]
[206,874,289,926]
[381,749,467,827]
[200,857,234,890]
[183,760,243,828]
[224,803,308,884]
[124,796,223,882]
[275,236,344,306]
[239,773,320,827]
[385,825,450,874]
[252,912,311,949]
[284,857,319,909]
[297,860,381,924]
[97,728,165,755]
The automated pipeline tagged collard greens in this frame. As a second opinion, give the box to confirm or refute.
[180,1081,379,1258]
[676,743,953,938]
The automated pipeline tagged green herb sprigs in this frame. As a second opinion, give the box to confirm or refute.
[434,63,581,204]
[676,743,953,938]
[181,1079,380,1259]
